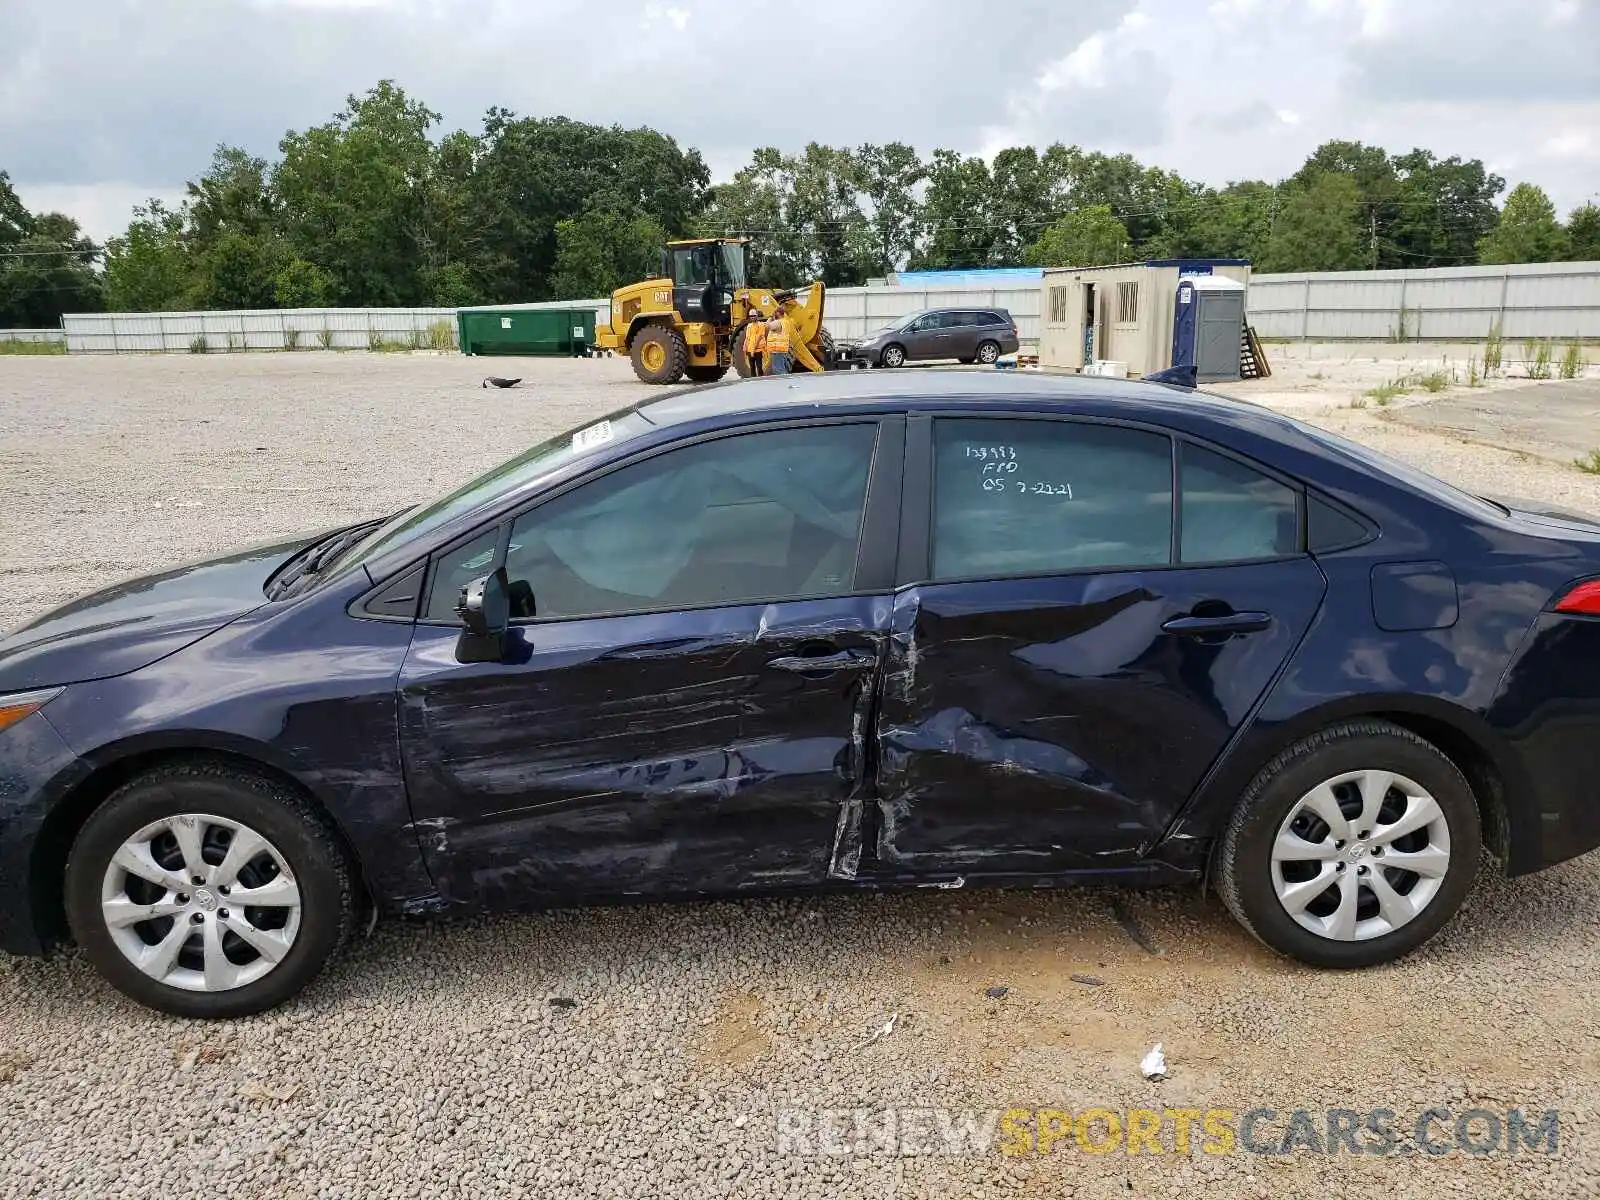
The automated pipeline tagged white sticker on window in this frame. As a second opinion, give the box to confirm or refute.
[571,419,614,452]
[500,317,512,329]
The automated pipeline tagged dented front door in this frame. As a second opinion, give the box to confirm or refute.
[398,596,889,908]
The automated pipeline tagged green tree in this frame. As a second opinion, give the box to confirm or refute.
[273,258,336,307]
[1022,204,1131,267]
[696,151,806,287]
[190,228,282,309]
[1478,183,1570,264]
[855,142,925,275]
[103,201,192,311]
[1388,150,1503,266]
[1563,202,1600,261]
[1258,174,1366,272]
[0,194,104,326]
[551,209,667,298]
[912,150,997,269]
[274,81,444,306]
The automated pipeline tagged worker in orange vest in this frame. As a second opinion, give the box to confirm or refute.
[742,315,767,377]
[765,312,794,374]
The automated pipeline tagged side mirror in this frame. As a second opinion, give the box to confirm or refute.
[455,568,510,663]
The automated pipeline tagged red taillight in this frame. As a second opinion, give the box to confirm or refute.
[1554,579,1600,614]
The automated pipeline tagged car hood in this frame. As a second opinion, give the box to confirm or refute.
[0,532,318,693]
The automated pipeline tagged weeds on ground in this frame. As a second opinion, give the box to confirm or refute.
[1390,302,1416,343]
[225,333,242,352]
[1348,396,1370,409]
[1484,321,1504,374]
[1467,355,1482,387]
[368,330,412,352]
[283,328,301,351]
[1365,378,1409,405]
[1559,340,1585,380]
[188,335,209,354]
[1524,339,1552,380]
[1575,449,1600,475]
[1415,369,1451,393]
[317,328,334,350]
[406,330,425,351]
[425,320,456,352]
[0,339,66,355]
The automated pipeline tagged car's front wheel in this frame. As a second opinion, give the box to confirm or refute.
[1214,720,1480,968]
[65,761,355,1017]
[880,344,906,368]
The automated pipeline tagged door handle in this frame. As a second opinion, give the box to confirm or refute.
[1161,611,1272,636]
[766,649,873,674]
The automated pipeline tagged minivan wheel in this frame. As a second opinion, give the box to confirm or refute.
[976,340,1001,364]
[1213,720,1480,969]
[880,344,906,368]
[66,761,355,1018]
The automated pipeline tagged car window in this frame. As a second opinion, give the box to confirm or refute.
[933,419,1173,580]
[1181,444,1300,563]
[471,424,880,620]
[1308,495,1371,551]
[425,530,500,622]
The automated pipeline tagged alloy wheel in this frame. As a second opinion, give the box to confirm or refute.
[883,346,904,368]
[100,813,302,992]
[1270,770,1451,942]
[977,342,1000,363]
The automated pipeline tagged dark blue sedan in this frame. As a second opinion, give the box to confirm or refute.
[4,371,1599,1016]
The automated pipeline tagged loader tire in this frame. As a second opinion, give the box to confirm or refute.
[631,325,688,385]
[685,363,731,383]
[732,321,758,378]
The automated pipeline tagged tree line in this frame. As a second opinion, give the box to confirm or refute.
[3,80,1599,326]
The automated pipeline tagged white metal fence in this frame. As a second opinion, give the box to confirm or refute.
[1249,261,1600,342]
[32,261,1600,353]
[0,328,66,345]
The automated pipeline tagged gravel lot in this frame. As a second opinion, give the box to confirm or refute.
[3,351,1600,1199]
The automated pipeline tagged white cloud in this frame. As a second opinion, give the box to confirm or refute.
[642,1,690,31]
[1276,109,1301,125]
[12,182,185,244]
[1541,130,1596,159]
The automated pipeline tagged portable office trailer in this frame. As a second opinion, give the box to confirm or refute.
[1037,260,1250,378]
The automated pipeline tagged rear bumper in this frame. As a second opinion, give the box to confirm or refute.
[0,710,87,956]
[1489,613,1600,875]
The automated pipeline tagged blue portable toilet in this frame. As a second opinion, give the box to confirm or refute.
[1172,275,1246,382]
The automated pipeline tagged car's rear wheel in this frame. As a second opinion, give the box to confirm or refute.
[881,344,906,368]
[1213,720,1480,968]
[65,761,355,1017]
[976,340,1001,364]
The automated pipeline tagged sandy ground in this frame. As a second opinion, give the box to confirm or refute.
[2,350,1599,1199]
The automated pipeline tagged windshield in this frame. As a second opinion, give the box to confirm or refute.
[894,311,929,331]
[670,245,714,287]
[718,242,748,288]
[338,409,653,570]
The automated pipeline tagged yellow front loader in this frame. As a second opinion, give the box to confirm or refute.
[594,238,836,385]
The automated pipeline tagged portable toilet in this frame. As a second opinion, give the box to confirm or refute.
[1171,275,1246,382]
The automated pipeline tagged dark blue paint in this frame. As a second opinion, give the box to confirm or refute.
[4,371,1600,958]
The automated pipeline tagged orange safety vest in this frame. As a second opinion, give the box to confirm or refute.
[765,319,791,355]
[743,320,766,355]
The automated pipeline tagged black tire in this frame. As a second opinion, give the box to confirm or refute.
[880,343,906,368]
[732,321,758,378]
[976,340,1001,364]
[1213,720,1481,969]
[958,356,975,365]
[65,760,356,1018]
[685,363,731,383]
[629,324,687,385]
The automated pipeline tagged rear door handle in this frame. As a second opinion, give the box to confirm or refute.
[1161,611,1273,636]
[766,649,874,674]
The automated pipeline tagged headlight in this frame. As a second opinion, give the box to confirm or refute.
[0,687,62,735]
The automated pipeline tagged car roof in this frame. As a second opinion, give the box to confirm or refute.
[634,368,1275,431]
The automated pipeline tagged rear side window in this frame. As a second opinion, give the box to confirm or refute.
[1180,443,1300,563]
[1308,495,1371,552]
[932,419,1173,580]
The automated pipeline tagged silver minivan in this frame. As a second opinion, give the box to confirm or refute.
[851,308,1020,368]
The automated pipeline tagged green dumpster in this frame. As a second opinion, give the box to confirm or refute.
[456,307,597,356]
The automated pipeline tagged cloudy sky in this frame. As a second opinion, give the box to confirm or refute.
[3,0,1597,242]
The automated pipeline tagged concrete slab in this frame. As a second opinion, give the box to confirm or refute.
[1391,378,1600,464]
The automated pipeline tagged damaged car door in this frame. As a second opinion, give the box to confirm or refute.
[872,414,1326,879]
[397,419,900,908]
